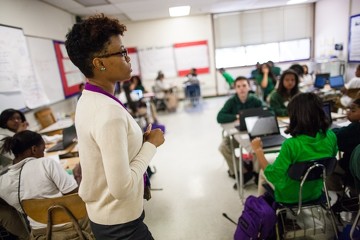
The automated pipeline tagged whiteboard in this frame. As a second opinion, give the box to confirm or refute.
[0,25,49,112]
[348,14,360,62]
[27,37,65,104]
[138,46,177,80]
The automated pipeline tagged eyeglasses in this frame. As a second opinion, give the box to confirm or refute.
[96,49,128,58]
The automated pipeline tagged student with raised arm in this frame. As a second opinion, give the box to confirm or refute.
[0,130,87,239]
[251,93,337,203]
[217,76,263,186]
[65,14,164,239]
[268,69,300,117]
[255,63,276,101]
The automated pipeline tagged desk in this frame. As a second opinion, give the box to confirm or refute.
[38,118,73,135]
[221,119,290,202]
[60,157,80,171]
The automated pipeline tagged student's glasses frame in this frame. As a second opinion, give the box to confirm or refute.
[96,49,128,58]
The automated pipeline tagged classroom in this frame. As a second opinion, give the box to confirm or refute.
[0,0,360,239]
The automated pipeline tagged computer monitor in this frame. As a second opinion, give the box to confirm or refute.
[329,75,345,89]
[314,73,330,89]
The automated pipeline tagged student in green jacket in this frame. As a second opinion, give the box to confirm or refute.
[251,92,337,203]
[217,76,263,184]
[269,69,300,117]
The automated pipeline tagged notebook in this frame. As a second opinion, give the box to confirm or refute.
[244,115,286,148]
[329,75,345,89]
[314,73,330,89]
[235,108,273,131]
[46,125,77,152]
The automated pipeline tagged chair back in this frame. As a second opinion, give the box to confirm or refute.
[287,157,337,182]
[350,144,360,193]
[21,193,86,225]
[34,107,56,129]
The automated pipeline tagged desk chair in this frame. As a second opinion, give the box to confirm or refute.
[350,144,360,240]
[21,193,92,240]
[151,86,167,111]
[275,157,339,239]
[34,107,56,129]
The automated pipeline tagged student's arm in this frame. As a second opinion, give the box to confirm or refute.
[269,92,287,117]
[216,98,237,123]
[251,138,268,170]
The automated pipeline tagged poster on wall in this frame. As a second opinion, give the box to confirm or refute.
[349,14,360,62]
[54,41,85,97]
[174,40,210,76]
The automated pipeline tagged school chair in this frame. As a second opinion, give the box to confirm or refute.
[34,107,56,129]
[274,157,339,239]
[350,144,360,240]
[21,193,93,240]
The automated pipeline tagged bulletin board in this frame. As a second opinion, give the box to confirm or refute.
[54,41,85,97]
[348,14,360,62]
[0,24,49,112]
[174,40,210,76]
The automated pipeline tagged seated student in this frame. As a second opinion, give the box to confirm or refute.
[339,64,360,107]
[269,69,300,117]
[330,98,360,192]
[153,71,178,111]
[0,109,28,171]
[217,76,263,184]
[251,92,337,203]
[267,60,281,78]
[255,63,276,101]
[0,130,93,239]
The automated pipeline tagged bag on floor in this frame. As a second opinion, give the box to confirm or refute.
[234,195,277,240]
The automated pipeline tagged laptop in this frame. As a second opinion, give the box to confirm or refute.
[235,107,273,131]
[314,73,330,89]
[244,115,286,148]
[46,125,77,152]
[329,75,345,89]
[322,102,340,129]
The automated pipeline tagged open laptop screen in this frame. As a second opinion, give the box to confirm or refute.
[322,102,333,123]
[314,73,330,89]
[329,75,344,89]
[245,116,280,138]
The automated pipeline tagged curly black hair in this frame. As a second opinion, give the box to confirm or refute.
[65,14,127,78]
[285,92,330,137]
[277,69,300,98]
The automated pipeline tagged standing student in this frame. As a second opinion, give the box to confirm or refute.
[218,68,234,89]
[255,63,276,101]
[217,76,263,184]
[251,93,337,203]
[269,69,300,117]
[65,14,165,240]
[0,130,84,239]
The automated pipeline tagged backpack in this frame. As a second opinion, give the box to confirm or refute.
[234,195,277,240]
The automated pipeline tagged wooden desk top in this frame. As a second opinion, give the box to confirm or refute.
[60,157,80,171]
[38,118,73,135]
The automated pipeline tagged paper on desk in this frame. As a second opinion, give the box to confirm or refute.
[42,134,62,144]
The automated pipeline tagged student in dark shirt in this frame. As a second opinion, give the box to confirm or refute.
[217,76,263,185]
[269,69,300,117]
[331,98,360,190]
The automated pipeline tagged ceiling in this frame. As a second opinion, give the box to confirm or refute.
[39,0,317,22]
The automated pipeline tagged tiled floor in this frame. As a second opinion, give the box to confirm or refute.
[144,96,257,240]
[143,96,338,240]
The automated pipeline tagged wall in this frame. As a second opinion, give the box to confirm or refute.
[123,16,216,97]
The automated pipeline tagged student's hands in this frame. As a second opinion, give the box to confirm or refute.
[251,137,263,152]
[17,121,29,132]
[144,124,165,147]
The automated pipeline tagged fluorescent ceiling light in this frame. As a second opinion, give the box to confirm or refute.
[169,6,190,17]
[75,0,109,7]
[287,0,309,4]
